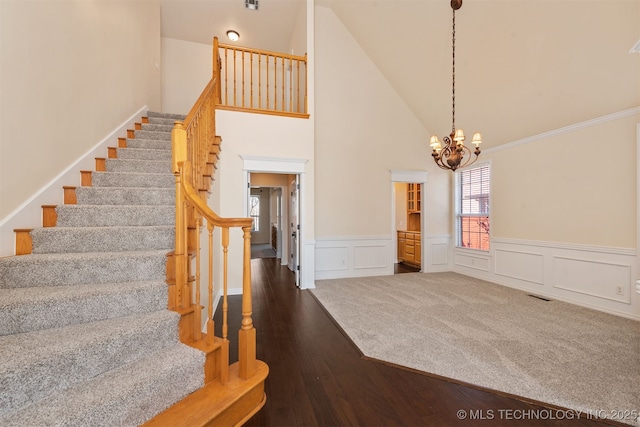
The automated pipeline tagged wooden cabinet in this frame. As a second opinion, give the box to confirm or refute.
[407,183,421,213]
[397,231,421,267]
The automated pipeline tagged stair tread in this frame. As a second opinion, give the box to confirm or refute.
[0,250,168,289]
[0,281,166,335]
[0,310,182,417]
[0,343,203,427]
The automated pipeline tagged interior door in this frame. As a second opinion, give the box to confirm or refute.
[289,176,300,287]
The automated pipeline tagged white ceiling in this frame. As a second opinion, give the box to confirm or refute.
[160,0,640,149]
[160,0,303,53]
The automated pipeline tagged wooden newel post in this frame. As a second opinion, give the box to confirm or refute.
[172,122,188,309]
[238,226,256,380]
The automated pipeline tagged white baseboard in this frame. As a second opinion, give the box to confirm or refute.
[0,105,148,257]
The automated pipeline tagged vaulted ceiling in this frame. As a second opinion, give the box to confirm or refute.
[160,0,640,149]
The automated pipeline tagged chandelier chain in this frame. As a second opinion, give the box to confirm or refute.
[451,7,456,134]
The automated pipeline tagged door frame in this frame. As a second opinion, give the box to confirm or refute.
[241,156,308,288]
[391,170,428,272]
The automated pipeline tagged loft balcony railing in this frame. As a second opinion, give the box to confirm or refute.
[214,37,309,118]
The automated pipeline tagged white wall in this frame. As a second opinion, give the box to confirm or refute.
[0,0,161,256]
[313,5,451,279]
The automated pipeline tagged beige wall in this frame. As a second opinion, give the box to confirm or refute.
[161,37,211,114]
[314,5,450,239]
[488,113,638,249]
[0,0,161,219]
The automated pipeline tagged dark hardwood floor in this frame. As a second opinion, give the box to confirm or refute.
[215,258,620,427]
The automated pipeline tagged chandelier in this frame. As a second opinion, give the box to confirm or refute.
[429,0,482,172]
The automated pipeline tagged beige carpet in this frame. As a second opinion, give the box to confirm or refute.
[311,272,640,426]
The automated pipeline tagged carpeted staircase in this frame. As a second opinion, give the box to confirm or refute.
[0,112,206,426]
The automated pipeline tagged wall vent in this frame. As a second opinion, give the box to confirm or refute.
[528,294,551,302]
[245,0,259,11]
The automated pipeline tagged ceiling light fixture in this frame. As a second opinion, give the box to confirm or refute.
[226,30,240,41]
[429,0,482,172]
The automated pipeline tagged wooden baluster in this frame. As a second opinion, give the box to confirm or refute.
[241,51,245,108]
[296,59,301,113]
[207,222,215,345]
[221,227,230,384]
[304,53,308,114]
[274,56,278,111]
[194,215,202,341]
[258,54,262,109]
[281,56,285,112]
[238,226,256,380]
[222,227,229,344]
[266,55,270,110]
[224,47,228,105]
[233,49,237,106]
[250,52,254,109]
[289,58,293,112]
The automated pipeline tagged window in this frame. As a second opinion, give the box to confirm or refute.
[249,195,260,232]
[456,164,490,251]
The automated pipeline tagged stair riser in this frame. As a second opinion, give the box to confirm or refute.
[115,148,172,161]
[106,159,171,174]
[125,139,172,150]
[90,172,174,189]
[0,311,181,416]
[134,130,171,141]
[148,117,180,126]
[0,252,167,289]
[75,187,174,205]
[30,227,175,254]
[147,111,186,121]
[141,124,174,133]
[55,206,175,227]
[0,282,167,336]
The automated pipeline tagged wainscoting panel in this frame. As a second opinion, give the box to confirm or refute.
[424,235,452,272]
[454,238,638,319]
[495,249,544,285]
[354,244,387,270]
[315,237,392,280]
[553,256,631,304]
[454,251,490,272]
[315,246,349,272]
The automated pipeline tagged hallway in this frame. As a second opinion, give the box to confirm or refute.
[216,258,616,426]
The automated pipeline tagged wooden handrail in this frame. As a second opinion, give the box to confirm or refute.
[215,37,309,116]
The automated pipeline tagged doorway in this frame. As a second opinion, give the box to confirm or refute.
[391,170,428,275]
[248,172,301,287]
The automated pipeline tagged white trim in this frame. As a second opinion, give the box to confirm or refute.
[390,169,428,183]
[241,155,314,288]
[484,107,640,155]
[240,155,307,174]
[492,237,636,257]
[0,105,148,257]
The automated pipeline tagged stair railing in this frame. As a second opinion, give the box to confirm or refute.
[214,37,309,118]
[170,72,258,383]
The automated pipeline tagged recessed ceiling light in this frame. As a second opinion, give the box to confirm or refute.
[226,30,240,42]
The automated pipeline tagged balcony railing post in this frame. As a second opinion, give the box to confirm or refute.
[172,122,188,310]
[238,225,256,380]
